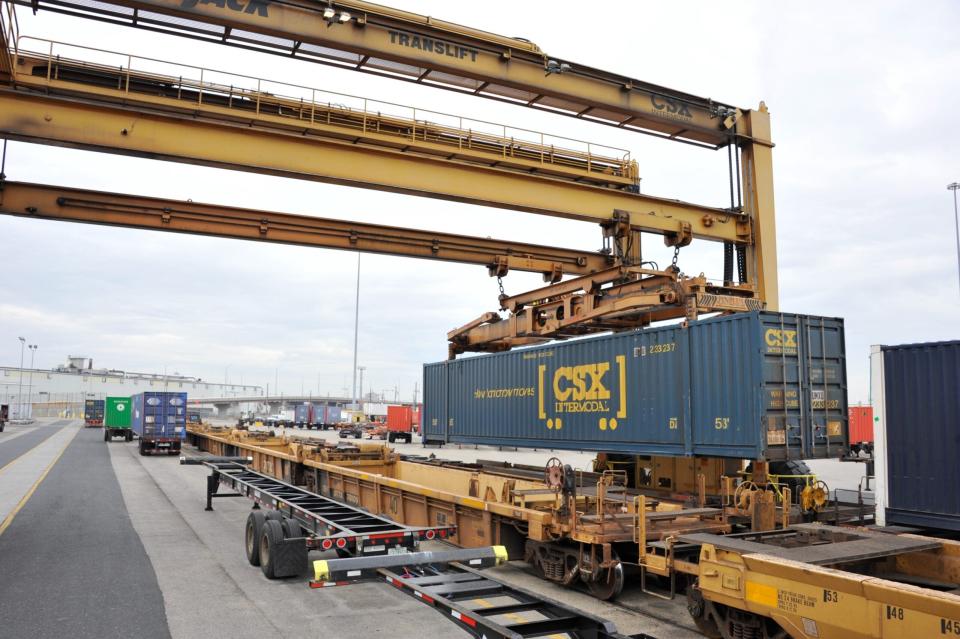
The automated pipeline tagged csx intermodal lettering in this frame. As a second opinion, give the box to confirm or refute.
[765,329,798,348]
[553,363,610,402]
[181,0,269,17]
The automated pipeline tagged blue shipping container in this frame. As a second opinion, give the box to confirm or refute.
[131,392,188,440]
[323,405,342,426]
[423,311,847,461]
[294,403,312,425]
[874,340,960,531]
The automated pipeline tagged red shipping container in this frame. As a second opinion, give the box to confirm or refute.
[387,405,414,433]
[848,405,874,443]
[386,405,414,443]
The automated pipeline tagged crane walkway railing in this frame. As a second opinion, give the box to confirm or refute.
[11,36,639,187]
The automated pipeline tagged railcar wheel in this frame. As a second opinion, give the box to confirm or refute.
[585,559,624,600]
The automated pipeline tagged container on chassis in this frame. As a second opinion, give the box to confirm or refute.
[386,405,414,443]
[0,403,7,432]
[132,391,188,456]
[103,396,133,442]
[294,403,312,428]
[872,340,960,532]
[84,399,105,427]
[424,311,848,461]
[308,405,341,430]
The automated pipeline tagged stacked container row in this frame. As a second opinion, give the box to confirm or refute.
[294,404,342,429]
[424,311,848,461]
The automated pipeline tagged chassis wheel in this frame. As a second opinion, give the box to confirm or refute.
[259,519,286,579]
[282,518,301,538]
[245,511,267,566]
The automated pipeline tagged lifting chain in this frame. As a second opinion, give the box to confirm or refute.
[671,245,681,270]
[497,275,506,299]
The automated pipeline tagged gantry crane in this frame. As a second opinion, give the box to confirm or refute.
[0,0,777,357]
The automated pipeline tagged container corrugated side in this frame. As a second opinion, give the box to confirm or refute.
[424,311,847,460]
[874,340,960,531]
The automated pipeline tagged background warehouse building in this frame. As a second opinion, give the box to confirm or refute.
[0,356,262,418]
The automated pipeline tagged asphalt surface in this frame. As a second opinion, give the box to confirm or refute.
[0,424,172,639]
[0,419,70,470]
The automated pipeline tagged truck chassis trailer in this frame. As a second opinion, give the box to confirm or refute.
[193,459,455,571]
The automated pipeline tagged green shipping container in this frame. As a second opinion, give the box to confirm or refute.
[104,397,132,429]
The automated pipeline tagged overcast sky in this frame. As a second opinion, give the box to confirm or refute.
[1,1,958,403]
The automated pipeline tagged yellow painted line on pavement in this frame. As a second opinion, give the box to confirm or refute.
[0,427,78,537]
[0,427,61,477]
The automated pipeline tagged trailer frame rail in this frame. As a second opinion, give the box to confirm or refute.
[194,460,456,556]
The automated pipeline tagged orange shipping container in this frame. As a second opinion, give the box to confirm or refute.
[848,405,874,443]
[387,405,414,433]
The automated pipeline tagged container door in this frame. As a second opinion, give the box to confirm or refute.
[800,316,847,458]
[758,313,805,460]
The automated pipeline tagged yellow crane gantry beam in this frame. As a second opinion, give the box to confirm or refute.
[0,0,779,311]
[0,181,612,278]
[11,0,745,148]
[0,52,749,244]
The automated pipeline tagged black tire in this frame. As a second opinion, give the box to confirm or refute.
[139,440,148,456]
[104,429,110,442]
[282,518,301,538]
[387,433,395,443]
[245,511,267,566]
[259,519,286,579]
[126,431,133,442]
[264,510,283,522]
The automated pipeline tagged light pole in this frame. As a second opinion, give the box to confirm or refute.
[949,183,960,294]
[27,344,37,419]
[16,337,25,419]
[351,254,361,408]
[358,366,366,409]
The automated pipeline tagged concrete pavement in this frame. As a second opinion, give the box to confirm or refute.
[0,423,171,639]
